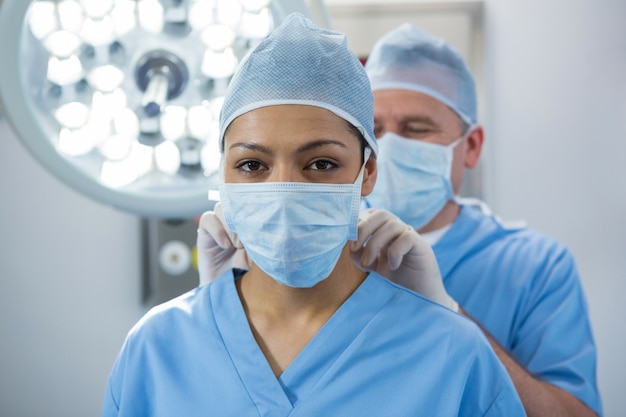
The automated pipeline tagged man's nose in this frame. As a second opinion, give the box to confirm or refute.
[376,125,401,139]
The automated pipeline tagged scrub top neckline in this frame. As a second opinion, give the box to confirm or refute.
[210,270,395,416]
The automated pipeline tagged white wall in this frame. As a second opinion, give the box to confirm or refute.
[483,1,626,416]
[0,118,147,416]
[0,0,624,416]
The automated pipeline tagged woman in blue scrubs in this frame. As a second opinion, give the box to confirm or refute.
[102,13,526,417]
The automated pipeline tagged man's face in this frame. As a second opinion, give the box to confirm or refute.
[372,89,474,195]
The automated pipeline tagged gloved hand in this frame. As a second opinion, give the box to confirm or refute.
[196,205,458,311]
[196,202,249,286]
[350,208,459,312]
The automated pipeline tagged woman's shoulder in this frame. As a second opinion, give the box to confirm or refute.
[127,285,213,343]
[369,273,485,339]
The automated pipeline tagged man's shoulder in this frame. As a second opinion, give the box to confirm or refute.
[452,204,572,259]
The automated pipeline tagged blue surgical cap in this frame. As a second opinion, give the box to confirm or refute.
[219,13,377,155]
[365,23,477,125]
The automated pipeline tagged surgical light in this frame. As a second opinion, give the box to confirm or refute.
[0,0,323,217]
[54,102,90,128]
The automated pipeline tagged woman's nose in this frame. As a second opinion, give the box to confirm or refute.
[269,163,294,182]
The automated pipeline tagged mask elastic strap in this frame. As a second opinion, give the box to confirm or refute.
[449,123,477,149]
[356,146,373,183]
[445,125,477,198]
[348,147,372,239]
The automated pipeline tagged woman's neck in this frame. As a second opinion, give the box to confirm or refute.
[237,245,367,321]
[235,245,368,377]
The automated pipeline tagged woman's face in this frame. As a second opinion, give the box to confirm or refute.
[223,104,376,195]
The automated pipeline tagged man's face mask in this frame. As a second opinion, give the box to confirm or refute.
[364,131,468,231]
[219,148,371,288]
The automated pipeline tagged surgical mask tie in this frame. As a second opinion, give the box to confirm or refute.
[218,148,371,288]
[364,130,471,230]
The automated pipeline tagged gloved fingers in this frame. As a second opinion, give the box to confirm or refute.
[386,226,436,271]
[385,230,416,271]
[213,202,244,249]
[349,241,388,273]
[232,248,252,270]
[350,210,457,312]
[197,203,242,250]
[196,203,247,286]
[197,211,231,250]
[351,208,383,250]
[351,208,397,250]
[197,244,237,286]
[199,244,238,266]
[352,209,411,269]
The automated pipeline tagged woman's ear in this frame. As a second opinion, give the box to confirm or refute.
[361,153,377,196]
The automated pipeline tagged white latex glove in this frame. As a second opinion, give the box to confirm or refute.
[350,208,459,312]
[196,202,250,286]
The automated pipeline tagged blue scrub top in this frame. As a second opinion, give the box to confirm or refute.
[433,204,602,415]
[102,271,526,416]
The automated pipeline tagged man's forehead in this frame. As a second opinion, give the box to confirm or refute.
[373,89,452,117]
[373,88,441,103]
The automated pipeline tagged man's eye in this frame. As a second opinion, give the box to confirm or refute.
[309,160,336,170]
[407,127,430,134]
[238,160,263,171]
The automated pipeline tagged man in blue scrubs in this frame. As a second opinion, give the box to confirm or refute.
[103,14,526,416]
[197,23,601,417]
[360,24,602,417]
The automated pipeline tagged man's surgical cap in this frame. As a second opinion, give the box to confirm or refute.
[366,24,477,125]
[219,13,377,155]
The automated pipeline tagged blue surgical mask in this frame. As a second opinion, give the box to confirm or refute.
[364,132,466,230]
[219,149,370,288]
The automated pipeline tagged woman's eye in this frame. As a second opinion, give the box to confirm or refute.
[309,160,337,170]
[237,160,264,172]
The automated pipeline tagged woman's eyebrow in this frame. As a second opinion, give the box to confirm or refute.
[228,139,347,154]
[296,139,347,154]
[228,142,273,155]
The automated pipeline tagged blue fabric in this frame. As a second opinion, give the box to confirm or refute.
[365,23,477,125]
[219,13,377,155]
[102,271,526,416]
[433,204,602,416]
